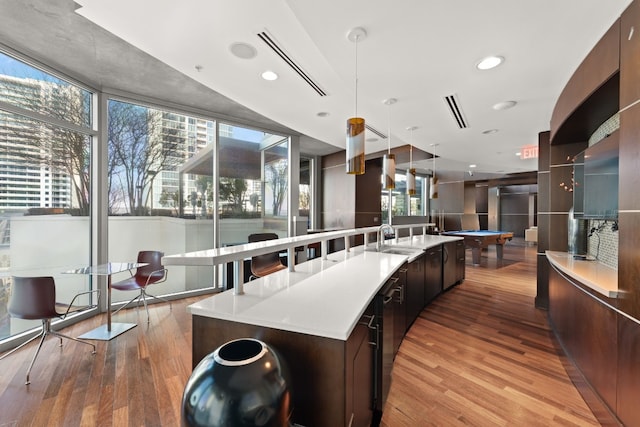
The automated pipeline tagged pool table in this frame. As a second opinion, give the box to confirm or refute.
[442,230,513,265]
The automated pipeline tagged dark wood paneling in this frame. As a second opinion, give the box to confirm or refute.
[475,184,488,213]
[537,172,550,213]
[616,314,640,426]
[537,213,550,252]
[355,159,382,227]
[549,141,587,166]
[618,105,640,211]
[620,0,640,109]
[500,216,528,238]
[548,266,618,412]
[549,166,575,213]
[617,212,640,318]
[538,131,551,172]
[548,214,569,252]
[550,20,620,143]
[535,254,549,309]
[192,315,347,427]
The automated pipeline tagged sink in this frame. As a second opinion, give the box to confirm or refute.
[381,248,418,255]
[366,246,421,256]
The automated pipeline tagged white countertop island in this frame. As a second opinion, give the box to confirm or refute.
[178,234,462,340]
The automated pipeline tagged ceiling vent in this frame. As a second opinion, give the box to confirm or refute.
[257,31,327,97]
[444,94,469,129]
[365,124,387,139]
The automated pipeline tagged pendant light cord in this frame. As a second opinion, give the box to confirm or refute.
[354,36,359,118]
[387,104,391,155]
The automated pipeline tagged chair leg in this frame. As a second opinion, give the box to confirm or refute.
[49,330,96,354]
[0,331,42,361]
[140,290,172,323]
[112,292,143,317]
[25,322,50,385]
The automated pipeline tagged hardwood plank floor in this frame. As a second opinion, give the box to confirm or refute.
[381,241,601,427]
[0,241,602,426]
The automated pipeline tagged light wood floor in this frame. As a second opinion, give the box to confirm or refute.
[0,242,602,426]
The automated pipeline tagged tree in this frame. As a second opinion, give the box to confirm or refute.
[2,80,92,215]
[219,178,247,214]
[107,101,182,215]
[265,159,288,216]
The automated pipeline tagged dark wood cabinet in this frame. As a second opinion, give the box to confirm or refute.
[393,266,407,356]
[192,313,374,427]
[455,240,465,283]
[550,20,620,144]
[443,241,458,290]
[405,253,425,330]
[621,0,640,109]
[424,245,443,304]
[349,310,375,427]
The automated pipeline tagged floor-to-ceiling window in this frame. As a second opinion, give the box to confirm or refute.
[0,47,300,349]
[107,98,218,301]
[0,50,96,344]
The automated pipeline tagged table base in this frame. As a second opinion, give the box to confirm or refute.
[78,322,137,341]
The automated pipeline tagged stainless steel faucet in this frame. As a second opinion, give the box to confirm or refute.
[376,223,395,251]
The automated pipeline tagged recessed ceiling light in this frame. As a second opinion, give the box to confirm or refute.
[482,129,498,134]
[261,70,278,81]
[493,100,517,110]
[316,112,330,117]
[515,152,522,156]
[476,55,504,70]
[229,42,258,59]
[469,164,477,168]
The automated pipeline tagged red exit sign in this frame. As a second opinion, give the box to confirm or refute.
[520,145,538,159]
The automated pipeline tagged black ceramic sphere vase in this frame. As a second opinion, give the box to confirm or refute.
[181,338,291,427]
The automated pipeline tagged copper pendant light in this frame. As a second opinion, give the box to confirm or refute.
[346,27,367,175]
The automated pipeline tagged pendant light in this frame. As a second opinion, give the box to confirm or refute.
[406,126,417,196]
[346,27,367,175]
[430,143,439,199]
[382,98,397,189]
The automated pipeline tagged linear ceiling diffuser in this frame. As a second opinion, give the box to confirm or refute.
[257,30,327,97]
[444,94,468,129]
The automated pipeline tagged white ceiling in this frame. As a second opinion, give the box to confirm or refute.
[73,0,633,176]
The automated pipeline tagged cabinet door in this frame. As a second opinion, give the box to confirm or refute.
[425,245,443,303]
[393,280,406,355]
[405,254,425,330]
[455,240,466,283]
[443,241,457,289]
[349,320,374,427]
[621,0,640,110]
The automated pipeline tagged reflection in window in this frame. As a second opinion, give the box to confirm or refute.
[218,124,288,246]
[381,173,426,223]
[0,51,92,128]
[299,157,312,227]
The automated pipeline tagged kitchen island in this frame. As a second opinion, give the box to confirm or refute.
[164,231,462,426]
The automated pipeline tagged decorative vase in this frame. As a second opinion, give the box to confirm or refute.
[181,338,292,427]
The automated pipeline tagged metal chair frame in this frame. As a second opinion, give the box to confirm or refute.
[111,251,171,322]
[0,281,99,385]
